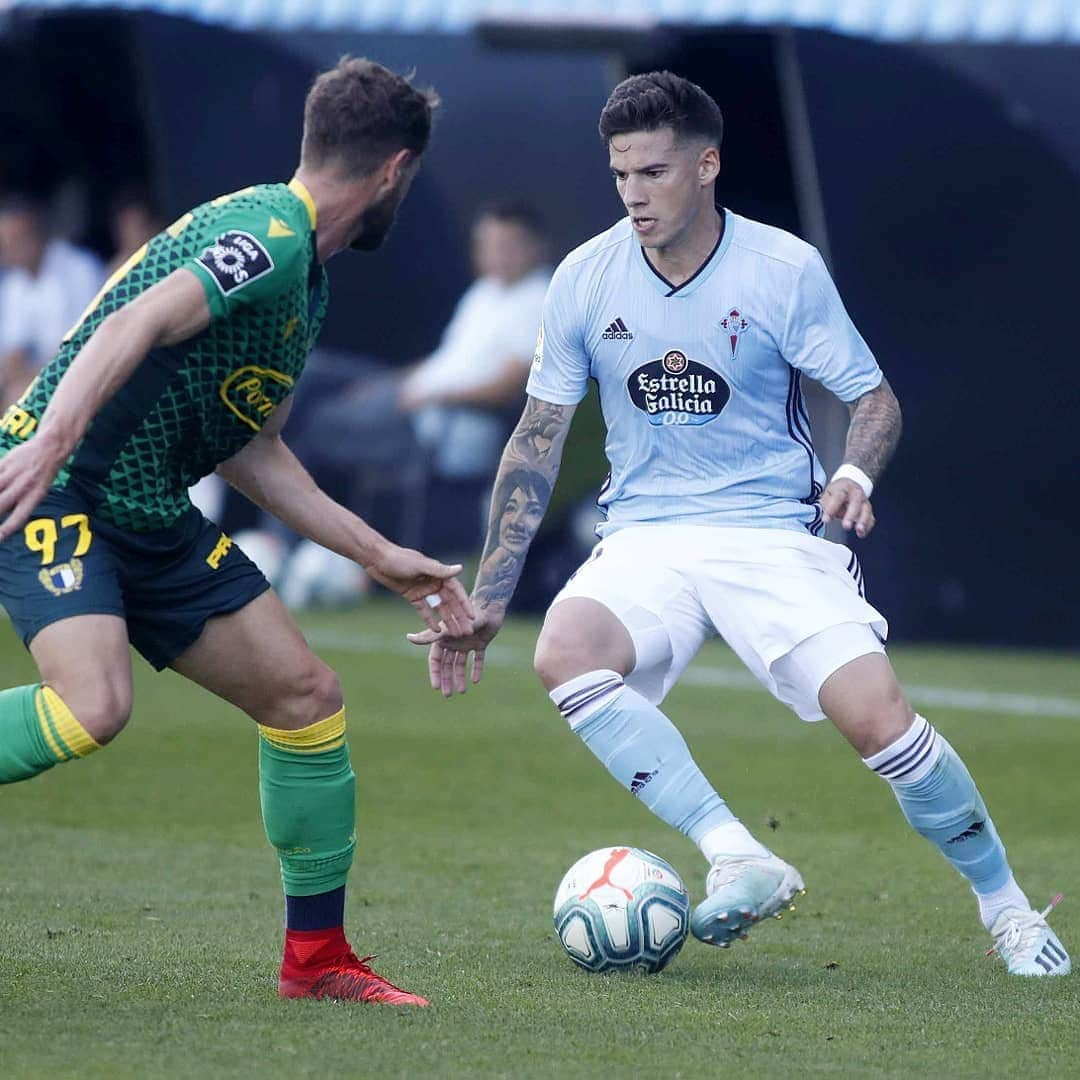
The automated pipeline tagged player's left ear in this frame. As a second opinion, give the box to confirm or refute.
[380,148,415,194]
[697,146,720,186]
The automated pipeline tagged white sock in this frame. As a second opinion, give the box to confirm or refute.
[862,714,943,784]
[976,874,1031,931]
[699,820,772,862]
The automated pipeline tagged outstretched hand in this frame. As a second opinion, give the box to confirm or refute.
[365,543,475,634]
[820,478,875,539]
[407,610,502,698]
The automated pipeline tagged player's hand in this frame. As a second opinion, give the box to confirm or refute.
[407,608,503,698]
[0,430,69,541]
[364,542,475,634]
[820,478,875,538]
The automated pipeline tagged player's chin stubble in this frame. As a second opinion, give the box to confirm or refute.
[349,190,403,252]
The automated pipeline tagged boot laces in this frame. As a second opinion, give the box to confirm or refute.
[987,893,1063,958]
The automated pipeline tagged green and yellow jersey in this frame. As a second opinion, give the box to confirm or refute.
[0,179,329,532]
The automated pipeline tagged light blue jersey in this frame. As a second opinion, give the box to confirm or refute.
[527,212,883,536]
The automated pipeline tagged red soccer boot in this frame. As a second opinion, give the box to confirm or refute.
[278,928,429,1006]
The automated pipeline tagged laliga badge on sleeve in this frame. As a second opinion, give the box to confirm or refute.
[198,231,275,296]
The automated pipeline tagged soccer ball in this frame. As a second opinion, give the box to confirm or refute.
[553,846,690,974]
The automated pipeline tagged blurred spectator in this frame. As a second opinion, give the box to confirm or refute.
[398,202,551,478]
[106,187,166,276]
[279,202,550,551]
[295,203,549,479]
[0,195,104,406]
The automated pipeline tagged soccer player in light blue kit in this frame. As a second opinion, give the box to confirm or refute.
[413,72,1069,975]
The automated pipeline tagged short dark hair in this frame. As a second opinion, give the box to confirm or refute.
[599,71,723,150]
[475,201,546,238]
[301,57,440,179]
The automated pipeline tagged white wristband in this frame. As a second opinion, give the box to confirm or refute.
[831,463,873,499]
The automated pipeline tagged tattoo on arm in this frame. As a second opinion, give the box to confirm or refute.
[843,377,902,483]
[473,397,575,613]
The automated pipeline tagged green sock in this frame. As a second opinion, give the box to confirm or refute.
[258,708,356,897]
[0,684,101,784]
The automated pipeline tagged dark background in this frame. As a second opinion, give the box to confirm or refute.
[1,11,1077,646]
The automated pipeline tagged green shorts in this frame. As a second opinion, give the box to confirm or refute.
[0,488,269,670]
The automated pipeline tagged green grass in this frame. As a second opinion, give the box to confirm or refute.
[1,602,1078,1078]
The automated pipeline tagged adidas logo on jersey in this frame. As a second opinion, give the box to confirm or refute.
[602,317,634,340]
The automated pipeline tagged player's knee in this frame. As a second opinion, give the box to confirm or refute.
[535,607,635,692]
[534,599,637,692]
[281,657,343,729]
[846,679,913,757]
[533,630,569,690]
[310,661,344,720]
[534,628,601,691]
[52,678,132,745]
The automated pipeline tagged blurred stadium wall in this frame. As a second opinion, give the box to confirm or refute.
[1,4,1077,647]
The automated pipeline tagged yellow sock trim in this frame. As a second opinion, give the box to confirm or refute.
[39,687,102,759]
[34,689,68,762]
[259,708,346,753]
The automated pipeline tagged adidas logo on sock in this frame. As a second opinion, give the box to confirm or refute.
[602,317,634,340]
[630,769,657,795]
[946,820,986,845]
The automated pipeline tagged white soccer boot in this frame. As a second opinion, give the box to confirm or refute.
[690,852,805,947]
[988,895,1070,976]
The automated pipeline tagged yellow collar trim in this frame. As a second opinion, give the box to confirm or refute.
[288,177,318,230]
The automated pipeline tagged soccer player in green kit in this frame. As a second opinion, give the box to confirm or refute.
[0,58,474,1005]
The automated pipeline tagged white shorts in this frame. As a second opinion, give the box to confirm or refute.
[550,525,888,722]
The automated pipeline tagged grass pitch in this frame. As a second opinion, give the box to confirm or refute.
[1,601,1077,1078]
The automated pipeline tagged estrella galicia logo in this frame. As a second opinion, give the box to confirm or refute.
[198,230,274,296]
[627,349,730,427]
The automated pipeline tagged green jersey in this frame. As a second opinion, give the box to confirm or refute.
[0,180,329,531]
